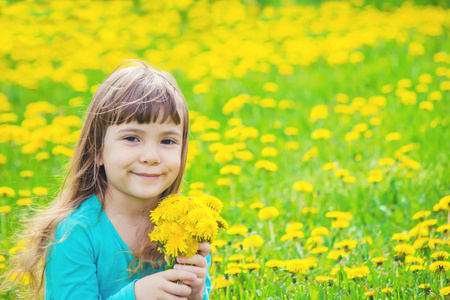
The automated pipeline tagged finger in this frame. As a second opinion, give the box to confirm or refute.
[198,242,211,257]
[162,280,192,298]
[162,269,197,282]
[174,264,207,279]
[177,254,207,268]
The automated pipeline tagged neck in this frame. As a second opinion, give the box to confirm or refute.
[102,189,159,223]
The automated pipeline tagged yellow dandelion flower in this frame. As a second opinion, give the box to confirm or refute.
[326,211,352,221]
[285,141,299,150]
[386,132,401,141]
[334,239,357,250]
[32,187,48,196]
[409,265,425,272]
[409,224,429,237]
[336,93,349,103]
[293,181,314,192]
[242,235,264,248]
[200,195,223,213]
[311,246,329,254]
[18,190,31,197]
[413,238,436,249]
[392,233,410,242]
[362,237,373,245]
[379,158,395,166]
[419,284,431,289]
[441,286,450,296]
[371,257,387,266]
[192,219,219,243]
[322,162,337,171]
[394,244,415,258]
[0,206,12,213]
[430,261,450,273]
[332,220,350,229]
[412,211,431,220]
[220,165,241,175]
[261,147,278,157]
[260,134,276,143]
[315,276,336,283]
[382,287,393,294]
[381,84,393,94]
[437,224,450,233]
[342,176,356,183]
[327,249,346,260]
[311,227,330,237]
[439,195,450,209]
[286,222,304,233]
[303,147,318,162]
[311,129,331,140]
[17,198,33,206]
[242,263,261,270]
[302,207,318,214]
[266,260,285,268]
[263,82,278,92]
[216,178,230,186]
[250,202,264,209]
[20,170,34,178]
[235,150,253,161]
[306,237,323,249]
[284,127,299,136]
[227,225,248,236]
[224,267,242,274]
[309,105,328,122]
[212,240,227,251]
[405,255,424,265]
[254,160,278,171]
[281,231,304,242]
[420,219,437,227]
[432,251,450,261]
[258,206,279,221]
[347,266,370,279]
[334,169,350,177]
[228,254,245,261]
[0,187,15,197]
[212,275,233,288]
[364,291,375,296]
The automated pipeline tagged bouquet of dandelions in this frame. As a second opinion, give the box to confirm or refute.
[149,194,228,269]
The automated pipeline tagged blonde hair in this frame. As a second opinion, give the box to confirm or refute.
[1,59,189,298]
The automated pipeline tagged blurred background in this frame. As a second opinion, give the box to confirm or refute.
[0,0,449,298]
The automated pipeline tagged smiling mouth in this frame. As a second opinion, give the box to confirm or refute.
[133,172,161,180]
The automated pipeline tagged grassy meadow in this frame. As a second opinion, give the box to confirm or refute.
[0,0,449,298]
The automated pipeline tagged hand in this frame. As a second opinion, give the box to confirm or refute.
[134,269,196,300]
[174,242,211,300]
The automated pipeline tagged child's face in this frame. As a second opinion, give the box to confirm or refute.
[100,119,183,203]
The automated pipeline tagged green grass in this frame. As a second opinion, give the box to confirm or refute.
[0,0,449,298]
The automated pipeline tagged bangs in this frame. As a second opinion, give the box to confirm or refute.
[109,92,181,126]
[95,66,184,126]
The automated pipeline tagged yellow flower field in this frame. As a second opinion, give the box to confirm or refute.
[0,0,449,298]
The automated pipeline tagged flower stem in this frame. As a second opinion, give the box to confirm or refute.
[269,220,275,243]
[296,241,304,258]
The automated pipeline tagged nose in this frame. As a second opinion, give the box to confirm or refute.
[140,143,161,165]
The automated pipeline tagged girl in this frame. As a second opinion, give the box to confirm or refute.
[3,59,212,299]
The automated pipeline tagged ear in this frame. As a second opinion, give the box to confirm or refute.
[97,153,104,167]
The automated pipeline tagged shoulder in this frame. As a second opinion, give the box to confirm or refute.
[55,194,103,241]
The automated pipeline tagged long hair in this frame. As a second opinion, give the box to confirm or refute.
[1,59,189,298]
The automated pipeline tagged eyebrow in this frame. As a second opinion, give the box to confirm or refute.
[117,127,182,137]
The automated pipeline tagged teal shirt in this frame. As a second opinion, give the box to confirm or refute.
[45,194,211,299]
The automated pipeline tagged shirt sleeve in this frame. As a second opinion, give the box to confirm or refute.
[203,254,212,300]
[46,218,136,300]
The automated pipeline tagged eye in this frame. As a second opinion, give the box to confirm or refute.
[161,138,176,145]
[124,136,139,142]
